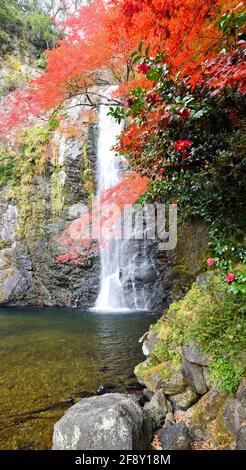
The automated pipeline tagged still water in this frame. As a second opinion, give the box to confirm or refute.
[0,307,158,449]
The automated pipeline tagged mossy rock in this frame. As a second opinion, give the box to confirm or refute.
[208,415,235,450]
[135,360,185,394]
[184,389,227,440]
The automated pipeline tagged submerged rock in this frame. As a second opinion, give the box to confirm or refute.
[156,422,190,450]
[52,393,146,450]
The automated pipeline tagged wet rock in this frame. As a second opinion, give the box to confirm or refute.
[156,422,190,450]
[181,358,207,395]
[53,393,145,450]
[167,387,198,411]
[183,341,210,366]
[236,426,246,450]
[96,384,117,395]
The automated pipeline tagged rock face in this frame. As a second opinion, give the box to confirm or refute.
[0,108,209,309]
[52,393,146,450]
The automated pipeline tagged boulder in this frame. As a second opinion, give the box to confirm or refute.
[181,358,207,395]
[167,387,198,411]
[219,397,246,436]
[183,341,210,366]
[178,389,227,441]
[53,393,146,450]
[136,361,186,395]
[156,422,190,450]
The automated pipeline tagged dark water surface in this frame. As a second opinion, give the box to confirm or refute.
[0,307,158,449]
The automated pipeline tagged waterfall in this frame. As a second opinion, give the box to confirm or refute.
[94,88,148,312]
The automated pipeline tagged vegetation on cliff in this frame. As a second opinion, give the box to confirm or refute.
[0,0,245,392]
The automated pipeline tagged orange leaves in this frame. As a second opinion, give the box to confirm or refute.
[0,0,245,141]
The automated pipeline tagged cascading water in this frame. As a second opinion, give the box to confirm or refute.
[94,88,150,311]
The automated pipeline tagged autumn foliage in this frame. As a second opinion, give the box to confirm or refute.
[0,0,245,137]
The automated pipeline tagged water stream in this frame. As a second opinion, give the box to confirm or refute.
[95,89,149,311]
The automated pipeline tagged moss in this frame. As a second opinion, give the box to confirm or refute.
[144,362,173,380]
[81,144,94,204]
[136,270,246,393]
[134,356,159,381]
[51,167,65,218]
[209,416,235,449]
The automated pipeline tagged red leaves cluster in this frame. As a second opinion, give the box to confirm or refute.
[1,0,244,139]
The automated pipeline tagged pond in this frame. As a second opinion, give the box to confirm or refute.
[0,307,158,450]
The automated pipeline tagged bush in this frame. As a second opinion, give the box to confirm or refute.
[152,270,246,393]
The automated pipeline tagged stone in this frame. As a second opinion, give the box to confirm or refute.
[219,397,246,436]
[180,389,227,441]
[156,422,190,450]
[181,358,207,395]
[167,387,198,411]
[52,393,146,450]
[183,341,210,366]
[142,330,158,356]
[143,390,168,428]
[136,361,186,395]
[236,426,246,450]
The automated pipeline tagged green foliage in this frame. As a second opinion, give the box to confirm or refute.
[0,125,51,188]
[152,271,246,393]
[0,0,60,56]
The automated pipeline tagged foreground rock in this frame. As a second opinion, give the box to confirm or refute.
[52,393,147,450]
